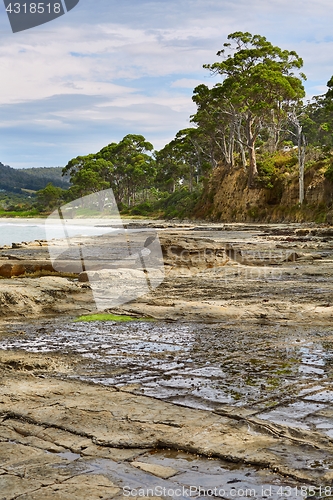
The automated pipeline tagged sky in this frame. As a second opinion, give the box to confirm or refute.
[0,0,332,168]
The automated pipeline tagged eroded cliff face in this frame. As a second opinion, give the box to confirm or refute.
[196,162,333,223]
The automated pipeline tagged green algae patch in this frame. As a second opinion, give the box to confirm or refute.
[74,313,142,323]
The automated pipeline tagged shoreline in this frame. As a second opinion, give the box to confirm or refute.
[1,221,333,324]
[0,222,333,496]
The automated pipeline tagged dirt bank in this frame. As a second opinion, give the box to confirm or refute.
[194,162,333,223]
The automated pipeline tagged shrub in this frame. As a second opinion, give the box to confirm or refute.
[324,159,333,182]
[156,188,202,219]
[257,152,298,189]
[130,201,153,216]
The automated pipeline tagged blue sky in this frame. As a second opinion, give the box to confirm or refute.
[0,0,332,168]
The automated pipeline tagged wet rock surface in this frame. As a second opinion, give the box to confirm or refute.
[0,359,332,499]
[1,222,333,497]
[2,321,333,421]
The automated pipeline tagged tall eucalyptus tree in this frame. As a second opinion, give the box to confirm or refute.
[202,32,306,185]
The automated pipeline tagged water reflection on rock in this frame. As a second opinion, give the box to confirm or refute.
[2,319,333,441]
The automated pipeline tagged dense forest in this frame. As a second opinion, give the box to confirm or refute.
[0,164,69,193]
[0,164,69,216]
[1,32,333,220]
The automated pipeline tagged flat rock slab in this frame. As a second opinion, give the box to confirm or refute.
[0,369,332,486]
[17,475,120,500]
[131,461,178,479]
[0,276,94,319]
[0,225,333,497]
[1,225,333,325]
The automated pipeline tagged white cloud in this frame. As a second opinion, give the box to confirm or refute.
[0,0,332,167]
[171,78,208,88]
[1,8,332,105]
[311,85,329,93]
[0,23,215,105]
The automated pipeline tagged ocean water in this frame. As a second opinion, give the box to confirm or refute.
[0,220,113,247]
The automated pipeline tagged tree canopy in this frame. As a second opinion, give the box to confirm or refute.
[63,134,155,206]
[198,31,306,184]
[24,32,333,217]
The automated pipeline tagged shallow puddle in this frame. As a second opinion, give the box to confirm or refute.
[1,319,333,442]
[49,447,320,499]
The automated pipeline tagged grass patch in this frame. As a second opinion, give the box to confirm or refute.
[74,313,151,322]
[0,208,41,217]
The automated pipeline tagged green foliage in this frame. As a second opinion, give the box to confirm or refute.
[302,76,333,148]
[200,32,305,183]
[205,32,305,109]
[155,128,206,193]
[0,207,40,217]
[22,166,70,187]
[257,152,298,189]
[36,183,67,211]
[61,132,205,219]
[129,201,153,216]
[324,158,333,182]
[0,162,68,194]
[63,134,156,206]
[0,190,39,216]
[247,206,259,219]
[156,188,202,219]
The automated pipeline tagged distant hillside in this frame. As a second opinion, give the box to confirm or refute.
[0,163,69,194]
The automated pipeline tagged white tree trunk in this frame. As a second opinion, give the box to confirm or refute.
[298,130,305,205]
[245,115,258,186]
[288,109,306,205]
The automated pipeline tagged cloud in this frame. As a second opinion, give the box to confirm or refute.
[171,78,209,89]
[0,0,332,167]
[0,92,195,167]
[1,5,331,104]
[0,23,219,106]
